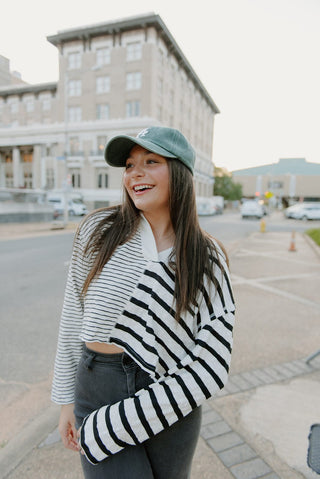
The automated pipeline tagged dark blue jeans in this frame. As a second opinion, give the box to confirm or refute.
[74,345,202,479]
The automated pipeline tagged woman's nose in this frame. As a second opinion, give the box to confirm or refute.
[132,164,145,176]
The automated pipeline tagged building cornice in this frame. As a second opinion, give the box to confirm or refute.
[47,13,219,114]
[0,82,57,98]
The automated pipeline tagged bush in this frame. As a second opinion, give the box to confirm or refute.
[306,228,320,246]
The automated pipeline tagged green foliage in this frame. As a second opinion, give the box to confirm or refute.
[213,174,243,201]
[306,228,320,246]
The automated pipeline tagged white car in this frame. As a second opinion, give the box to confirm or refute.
[290,204,320,220]
[241,201,264,219]
[284,203,310,218]
[48,196,88,216]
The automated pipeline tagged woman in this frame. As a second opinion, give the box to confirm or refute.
[52,126,235,478]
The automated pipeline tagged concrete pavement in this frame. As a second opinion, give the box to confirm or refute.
[1,221,320,478]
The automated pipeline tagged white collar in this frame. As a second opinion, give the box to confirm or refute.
[139,214,173,262]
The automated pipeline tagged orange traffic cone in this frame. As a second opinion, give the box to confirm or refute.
[289,231,297,252]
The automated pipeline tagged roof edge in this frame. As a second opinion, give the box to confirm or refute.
[47,13,219,114]
[0,82,57,97]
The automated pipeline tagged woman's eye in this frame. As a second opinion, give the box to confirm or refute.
[147,159,157,164]
[125,163,133,169]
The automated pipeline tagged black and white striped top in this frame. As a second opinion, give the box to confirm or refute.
[52,209,235,464]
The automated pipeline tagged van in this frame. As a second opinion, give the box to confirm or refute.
[47,194,88,216]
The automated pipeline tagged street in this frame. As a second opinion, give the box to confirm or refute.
[199,209,319,248]
[0,233,72,384]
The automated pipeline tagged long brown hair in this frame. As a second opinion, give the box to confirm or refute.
[81,159,227,319]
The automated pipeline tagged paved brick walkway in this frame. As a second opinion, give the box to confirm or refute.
[200,355,320,479]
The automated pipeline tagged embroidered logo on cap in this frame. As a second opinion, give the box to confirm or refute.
[137,128,149,138]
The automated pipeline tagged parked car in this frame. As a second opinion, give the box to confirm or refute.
[240,200,265,219]
[290,203,320,221]
[284,203,306,218]
[48,195,88,216]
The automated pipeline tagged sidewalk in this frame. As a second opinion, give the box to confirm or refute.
[1,225,320,479]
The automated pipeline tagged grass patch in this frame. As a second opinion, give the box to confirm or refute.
[305,228,320,246]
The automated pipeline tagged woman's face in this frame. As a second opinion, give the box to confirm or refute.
[123,145,170,216]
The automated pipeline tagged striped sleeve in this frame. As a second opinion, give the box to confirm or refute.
[51,221,91,404]
[79,253,235,464]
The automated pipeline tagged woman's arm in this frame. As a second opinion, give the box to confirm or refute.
[51,223,90,405]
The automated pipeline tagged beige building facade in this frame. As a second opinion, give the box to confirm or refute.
[0,14,219,208]
[233,158,320,206]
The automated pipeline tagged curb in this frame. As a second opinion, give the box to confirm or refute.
[0,405,59,479]
[0,222,78,241]
[303,232,320,259]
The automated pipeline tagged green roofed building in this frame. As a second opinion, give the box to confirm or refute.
[232,158,320,205]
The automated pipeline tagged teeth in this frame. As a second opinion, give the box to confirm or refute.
[134,185,153,191]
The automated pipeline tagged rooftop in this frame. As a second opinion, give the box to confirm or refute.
[47,13,219,114]
[233,158,320,176]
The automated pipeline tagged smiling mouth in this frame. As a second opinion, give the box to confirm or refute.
[133,185,154,192]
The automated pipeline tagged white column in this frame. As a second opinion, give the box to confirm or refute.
[13,147,21,187]
[256,175,262,197]
[0,152,5,187]
[289,174,296,198]
[32,145,42,189]
[41,155,47,189]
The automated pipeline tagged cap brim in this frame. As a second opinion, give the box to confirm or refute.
[104,135,178,167]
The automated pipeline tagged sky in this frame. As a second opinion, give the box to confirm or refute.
[1,0,320,172]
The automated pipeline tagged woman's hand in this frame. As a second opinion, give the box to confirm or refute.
[58,404,80,452]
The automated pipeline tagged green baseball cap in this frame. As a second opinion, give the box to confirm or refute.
[104,126,195,175]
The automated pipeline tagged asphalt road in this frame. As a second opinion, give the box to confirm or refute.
[199,209,319,247]
[0,233,73,384]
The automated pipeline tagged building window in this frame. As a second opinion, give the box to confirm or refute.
[22,152,33,188]
[97,172,108,188]
[96,47,110,66]
[268,181,284,189]
[43,98,51,111]
[68,80,82,97]
[69,137,80,154]
[71,171,81,188]
[46,168,55,189]
[68,106,81,122]
[96,104,109,120]
[126,72,141,90]
[4,155,13,187]
[24,97,34,112]
[126,101,140,118]
[127,42,142,61]
[96,76,110,94]
[10,100,19,114]
[40,94,51,111]
[68,52,81,70]
[97,135,107,153]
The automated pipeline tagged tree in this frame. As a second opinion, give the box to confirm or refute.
[213,167,243,201]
